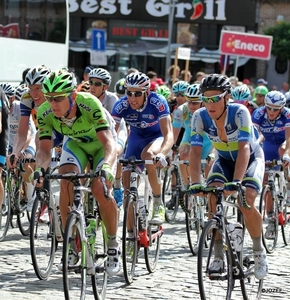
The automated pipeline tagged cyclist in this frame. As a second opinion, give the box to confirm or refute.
[88,68,118,113]
[166,84,213,209]
[112,72,174,225]
[31,69,120,276]
[231,84,258,115]
[1,83,36,209]
[252,91,290,237]
[189,73,268,280]
[0,86,9,210]
[7,65,63,211]
[252,85,268,107]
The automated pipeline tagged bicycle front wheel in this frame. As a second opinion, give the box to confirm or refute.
[259,185,278,253]
[198,219,233,300]
[0,176,11,241]
[185,194,201,255]
[162,167,179,223]
[30,196,56,280]
[92,215,108,300]
[122,194,138,285]
[17,181,31,236]
[281,198,290,245]
[63,212,86,300]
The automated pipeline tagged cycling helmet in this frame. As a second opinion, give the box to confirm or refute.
[125,72,150,90]
[88,68,111,86]
[156,85,171,100]
[200,73,232,94]
[185,84,202,101]
[254,85,268,96]
[79,80,90,92]
[42,69,77,93]
[25,65,51,85]
[231,85,251,101]
[114,78,126,95]
[285,91,290,108]
[264,91,286,107]
[172,81,190,94]
[0,82,16,97]
[14,84,29,101]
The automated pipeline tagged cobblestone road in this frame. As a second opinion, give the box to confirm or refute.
[0,206,290,299]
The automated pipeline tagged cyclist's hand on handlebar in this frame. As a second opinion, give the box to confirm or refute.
[282,154,290,167]
[97,163,115,200]
[7,153,18,169]
[188,183,205,196]
[29,167,45,186]
[224,180,241,196]
[154,153,168,168]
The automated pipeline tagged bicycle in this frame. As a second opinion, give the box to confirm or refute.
[195,183,263,300]
[29,158,63,280]
[119,156,163,285]
[53,170,108,300]
[259,160,290,253]
[0,158,33,241]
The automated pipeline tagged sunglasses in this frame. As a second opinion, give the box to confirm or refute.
[187,100,202,105]
[174,92,185,97]
[256,94,265,97]
[89,80,106,87]
[200,91,227,103]
[45,93,70,103]
[265,105,281,112]
[126,90,146,97]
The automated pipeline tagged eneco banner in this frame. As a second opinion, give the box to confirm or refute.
[219,30,272,60]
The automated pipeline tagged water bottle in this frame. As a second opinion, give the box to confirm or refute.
[86,216,96,254]
[138,198,146,230]
[227,222,243,252]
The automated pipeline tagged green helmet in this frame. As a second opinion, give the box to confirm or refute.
[156,85,171,100]
[42,69,77,93]
[254,85,268,96]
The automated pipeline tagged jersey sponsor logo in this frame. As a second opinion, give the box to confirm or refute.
[127,114,138,120]
[142,114,154,119]
[22,93,31,100]
[92,109,102,120]
[42,108,52,118]
[150,97,165,112]
[79,103,91,112]
[115,100,129,114]
[9,124,18,129]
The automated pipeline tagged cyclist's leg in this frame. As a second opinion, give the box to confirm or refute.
[278,141,290,204]
[58,137,87,230]
[179,131,191,187]
[241,152,268,279]
[0,156,5,208]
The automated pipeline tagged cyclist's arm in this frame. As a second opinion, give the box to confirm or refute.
[12,115,30,156]
[35,139,53,171]
[158,115,174,156]
[283,126,290,158]
[96,129,117,167]
[189,145,202,183]
[233,141,250,181]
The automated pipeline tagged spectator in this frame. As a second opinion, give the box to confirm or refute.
[280,82,289,95]
[147,71,157,82]
[194,71,206,83]
[76,65,94,92]
[180,69,192,83]
[257,78,268,86]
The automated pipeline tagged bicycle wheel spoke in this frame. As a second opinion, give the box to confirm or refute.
[30,197,55,280]
[63,213,86,299]
[122,194,138,284]
[92,214,108,299]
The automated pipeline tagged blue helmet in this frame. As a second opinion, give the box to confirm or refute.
[232,85,251,101]
[264,91,286,107]
[172,81,190,93]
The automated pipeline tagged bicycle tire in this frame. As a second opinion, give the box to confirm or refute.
[259,185,278,253]
[144,196,162,273]
[198,219,233,300]
[0,174,11,241]
[63,212,86,299]
[162,167,179,223]
[92,210,108,299]
[122,193,138,284]
[17,180,31,236]
[281,199,290,245]
[185,194,201,255]
[30,195,56,280]
[239,219,264,300]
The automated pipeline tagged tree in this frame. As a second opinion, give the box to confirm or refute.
[264,22,290,60]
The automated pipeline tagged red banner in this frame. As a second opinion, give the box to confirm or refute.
[0,23,20,38]
[219,30,272,60]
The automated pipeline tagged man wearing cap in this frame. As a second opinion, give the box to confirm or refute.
[257,78,268,86]
[76,65,94,92]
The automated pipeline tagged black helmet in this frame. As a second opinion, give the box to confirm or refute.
[200,73,232,94]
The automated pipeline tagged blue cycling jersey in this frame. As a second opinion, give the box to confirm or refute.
[191,103,260,161]
[111,92,170,138]
[252,106,290,145]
